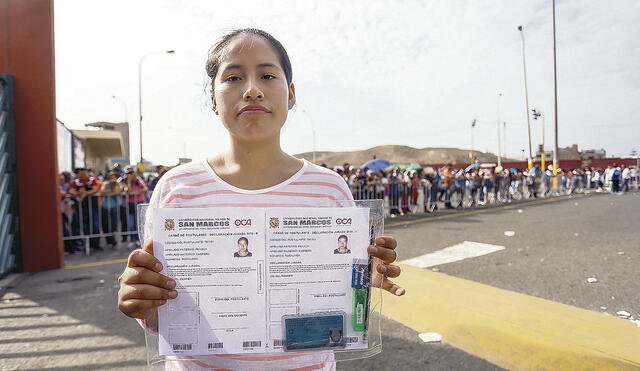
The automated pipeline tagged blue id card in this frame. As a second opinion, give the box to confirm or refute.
[282,312,346,351]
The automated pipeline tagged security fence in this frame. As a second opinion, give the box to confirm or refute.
[349,172,617,217]
[0,74,19,277]
[60,169,638,255]
[62,192,149,254]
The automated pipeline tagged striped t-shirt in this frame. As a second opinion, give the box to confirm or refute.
[145,158,354,371]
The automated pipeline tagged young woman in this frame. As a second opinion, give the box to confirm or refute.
[117,28,404,370]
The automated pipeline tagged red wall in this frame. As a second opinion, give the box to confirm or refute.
[0,0,63,271]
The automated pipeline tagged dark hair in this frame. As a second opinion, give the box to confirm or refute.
[205,28,293,98]
[238,237,249,245]
[338,235,348,242]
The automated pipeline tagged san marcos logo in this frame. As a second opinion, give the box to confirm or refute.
[164,219,175,231]
[269,217,280,229]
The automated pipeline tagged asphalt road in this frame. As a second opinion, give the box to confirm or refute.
[0,191,637,370]
[385,191,639,318]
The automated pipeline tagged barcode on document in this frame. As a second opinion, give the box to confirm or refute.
[172,343,192,351]
[345,336,359,344]
[208,342,224,349]
[243,340,262,348]
[273,339,285,347]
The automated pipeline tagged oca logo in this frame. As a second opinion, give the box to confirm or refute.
[235,219,252,226]
[336,218,352,225]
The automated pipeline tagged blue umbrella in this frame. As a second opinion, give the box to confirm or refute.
[361,159,390,173]
[464,163,481,172]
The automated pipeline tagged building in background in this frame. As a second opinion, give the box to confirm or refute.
[70,126,124,174]
[535,144,607,162]
[580,148,606,160]
[57,120,130,174]
[85,121,130,167]
[56,120,73,173]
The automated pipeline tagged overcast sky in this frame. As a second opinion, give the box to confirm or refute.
[54,0,640,165]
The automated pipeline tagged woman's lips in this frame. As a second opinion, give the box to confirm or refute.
[239,109,269,115]
[238,105,271,115]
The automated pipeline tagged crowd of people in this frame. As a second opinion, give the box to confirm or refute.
[59,164,167,254]
[59,161,638,253]
[333,162,639,217]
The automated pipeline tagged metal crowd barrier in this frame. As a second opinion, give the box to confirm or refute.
[61,192,151,254]
[62,173,636,255]
[348,175,601,217]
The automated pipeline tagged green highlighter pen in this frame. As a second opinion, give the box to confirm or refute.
[352,288,368,331]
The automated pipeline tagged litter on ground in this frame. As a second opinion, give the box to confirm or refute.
[616,311,631,319]
[419,332,443,343]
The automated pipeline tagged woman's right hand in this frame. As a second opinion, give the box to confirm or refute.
[117,239,177,319]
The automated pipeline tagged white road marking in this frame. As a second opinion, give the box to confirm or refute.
[400,241,505,268]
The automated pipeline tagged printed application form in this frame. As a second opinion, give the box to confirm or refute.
[153,207,371,356]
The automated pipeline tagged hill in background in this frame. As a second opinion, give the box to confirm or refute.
[295,145,516,167]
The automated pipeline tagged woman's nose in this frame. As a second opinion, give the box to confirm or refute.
[243,81,264,101]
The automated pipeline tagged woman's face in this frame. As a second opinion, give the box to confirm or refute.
[213,35,296,143]
[338,237,347,250]
[238,239,248,253]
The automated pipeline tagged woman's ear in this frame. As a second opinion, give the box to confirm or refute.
[211,94,219,115]
[288,82,296,109]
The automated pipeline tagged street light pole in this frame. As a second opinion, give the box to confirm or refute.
[301,109,317,163]
[470,118,477,163]
[552,0,560,178]
[497,93,502,168]
[518,25,534,170]
[138,50,175,171]
[532,109,545,170]
[503,121,507,161]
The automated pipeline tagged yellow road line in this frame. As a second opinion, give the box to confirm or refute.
[64,258,128,269]
[374,263,640,370]
[386,193,589,228]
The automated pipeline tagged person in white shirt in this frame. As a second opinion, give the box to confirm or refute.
[621,165,631,192]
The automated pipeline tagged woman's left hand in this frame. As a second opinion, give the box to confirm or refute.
[368,236,405,296]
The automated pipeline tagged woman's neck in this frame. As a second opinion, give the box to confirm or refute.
[226,136,287,170]
[209,136,304,190]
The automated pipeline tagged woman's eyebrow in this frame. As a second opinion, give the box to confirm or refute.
[221,62,280,73]
[258,63,279,69]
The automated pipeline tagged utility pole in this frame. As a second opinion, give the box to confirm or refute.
[497,93,502,168]
[552,0,560,185]
[138,50,175,172]
[518,25,534,170]
[503,121,507,161]
[532,109,545,170]
[470,118,477,163]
